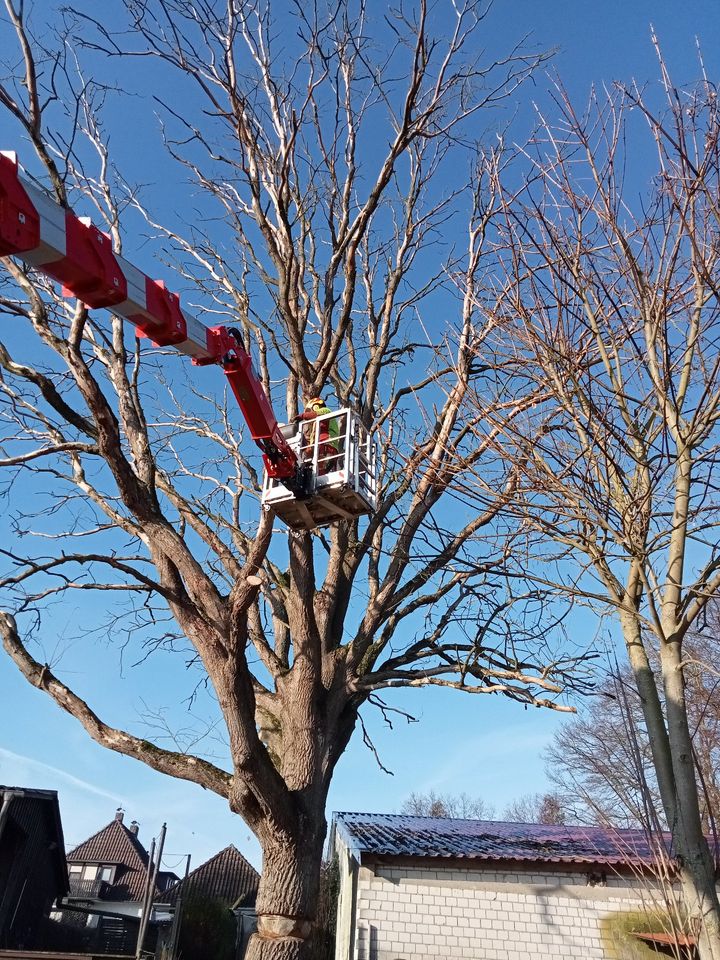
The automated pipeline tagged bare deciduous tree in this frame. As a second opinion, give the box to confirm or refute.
[401,791,495,820]
[546,631,720,833]
[0,3,588,958]
[545,670,662,829]
[463,46,720,958]
[502,792,568,825]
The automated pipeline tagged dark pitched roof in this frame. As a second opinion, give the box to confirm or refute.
[334,812,671,870]
[165,845,259,908]
[67,817,155,901]
[0,786,68,892]
[157,870,181,891]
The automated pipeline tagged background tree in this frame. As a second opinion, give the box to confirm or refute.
[400,789,570,824]
[502,792,568,825]
[464,51,720,957]
[546,629,720,831]
[400,790,495,819]
[177,896,237,960]
[0,3,588,959]
[545,670,660,829]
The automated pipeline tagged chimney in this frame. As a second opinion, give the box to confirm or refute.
[115,808,124,823]
[129,821,139,836]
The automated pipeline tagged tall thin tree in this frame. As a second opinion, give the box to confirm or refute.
[464,49,720,958]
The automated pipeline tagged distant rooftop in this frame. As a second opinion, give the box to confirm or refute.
[333,812,672,869]
[166,845,259,908]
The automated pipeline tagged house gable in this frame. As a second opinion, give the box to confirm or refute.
[0,786,68,950]
[67,813,153,902]
[165,844,259,908]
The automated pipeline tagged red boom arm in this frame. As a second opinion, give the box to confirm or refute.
[195,327,297,479]
[0,152,298,482]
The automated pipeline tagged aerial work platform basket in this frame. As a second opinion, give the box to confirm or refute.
[261,408,377,530]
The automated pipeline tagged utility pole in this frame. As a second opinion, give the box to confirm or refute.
[135,837,155,960]
[165,854,191,960]
[135,823,166,960]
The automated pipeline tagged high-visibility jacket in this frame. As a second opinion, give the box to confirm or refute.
[299,401,340,450]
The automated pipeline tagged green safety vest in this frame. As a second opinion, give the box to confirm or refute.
[308,403,340,450]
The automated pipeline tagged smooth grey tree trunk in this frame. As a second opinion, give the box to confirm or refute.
[662,640,720,960]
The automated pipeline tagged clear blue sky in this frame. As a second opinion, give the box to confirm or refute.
[0,0,718,873]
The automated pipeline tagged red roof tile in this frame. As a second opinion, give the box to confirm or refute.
[632,931,695,947]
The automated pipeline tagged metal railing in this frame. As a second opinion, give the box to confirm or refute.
[261,408,378,524]
[67,876,109,899]
[297,408,376,501]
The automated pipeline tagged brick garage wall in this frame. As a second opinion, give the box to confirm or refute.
[352,860,662,959]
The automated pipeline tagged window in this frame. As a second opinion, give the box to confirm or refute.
[82,865,98,880]
[100,866,114,883]
[68,864,82,876]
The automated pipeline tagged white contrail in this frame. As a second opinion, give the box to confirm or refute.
[0,746,128,804]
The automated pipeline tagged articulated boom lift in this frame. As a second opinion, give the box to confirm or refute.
[0,152,377,530]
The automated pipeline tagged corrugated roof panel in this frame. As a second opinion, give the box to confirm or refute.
[334,812,673,868]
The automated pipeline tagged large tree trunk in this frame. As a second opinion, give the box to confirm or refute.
[245,816,327,960]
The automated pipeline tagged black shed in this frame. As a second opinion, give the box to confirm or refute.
[0,786,68,949]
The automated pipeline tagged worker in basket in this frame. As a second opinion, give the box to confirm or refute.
[295,395,341,474]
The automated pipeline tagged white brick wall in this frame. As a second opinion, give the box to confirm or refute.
[348,861,662,960]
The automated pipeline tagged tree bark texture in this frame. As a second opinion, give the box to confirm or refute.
[245,821,326,960]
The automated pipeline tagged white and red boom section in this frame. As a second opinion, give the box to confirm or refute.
[0,151,297,483]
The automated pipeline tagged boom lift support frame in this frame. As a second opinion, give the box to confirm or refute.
[0,151,348,513]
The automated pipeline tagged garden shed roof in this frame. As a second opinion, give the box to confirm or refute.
[333,812,671,869]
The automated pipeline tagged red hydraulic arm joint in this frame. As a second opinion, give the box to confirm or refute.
[195,326,298,480]
[43,212,128,309]
[0,153,40,256]
[131,279,187,347]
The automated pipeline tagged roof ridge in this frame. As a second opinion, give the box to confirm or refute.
[164,844,260,903]
[187,844,258,876]
[188,846,233,873]
[118,819,151,865]
[68,817,149,866]
[67,819,116,858]
[334,812,643,831]
[0,785,60,799]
